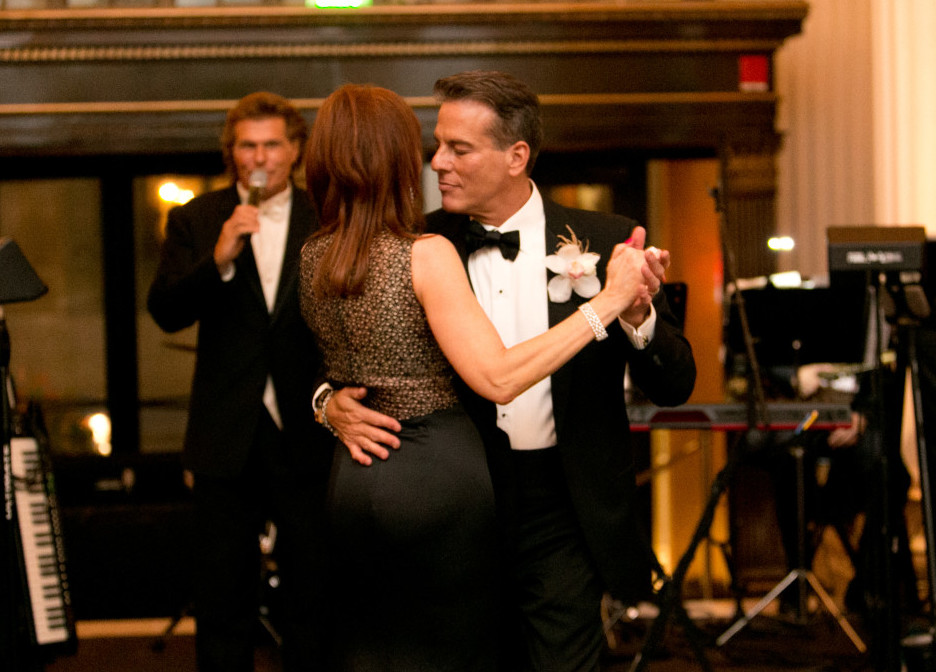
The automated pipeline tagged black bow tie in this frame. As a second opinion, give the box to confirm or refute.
[465,220,521,261]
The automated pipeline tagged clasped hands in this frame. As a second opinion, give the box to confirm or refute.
[606,226,669,328]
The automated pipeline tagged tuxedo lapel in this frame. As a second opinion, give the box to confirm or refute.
[236,240,267,316]
[543,202,580,434]
[215,186,265,313]
[448,214,473,267]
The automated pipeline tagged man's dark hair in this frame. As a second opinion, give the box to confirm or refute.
[220,91,308,174]
[433,70,543,175]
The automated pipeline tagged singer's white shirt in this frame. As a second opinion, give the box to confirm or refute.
[229,182,292,429]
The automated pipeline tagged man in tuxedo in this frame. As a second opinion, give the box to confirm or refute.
[320,71,696,671]
[148,92,331,672]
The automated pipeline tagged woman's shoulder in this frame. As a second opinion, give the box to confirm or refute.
[412,233,460,274]
[413,232,457,257]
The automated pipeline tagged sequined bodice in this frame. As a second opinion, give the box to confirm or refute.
[300,233,459,420]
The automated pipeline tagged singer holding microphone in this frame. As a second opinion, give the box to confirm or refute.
[148,92,333,672]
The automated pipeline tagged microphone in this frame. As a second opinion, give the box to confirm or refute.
[247,168,268,207]
[242,169,268,242]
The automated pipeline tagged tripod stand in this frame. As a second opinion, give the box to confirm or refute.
[715,429,867,652]
[626,441,738,672]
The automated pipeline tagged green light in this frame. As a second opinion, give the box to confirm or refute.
[308,0,373,7]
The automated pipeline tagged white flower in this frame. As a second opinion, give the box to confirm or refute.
[545,227,601,303]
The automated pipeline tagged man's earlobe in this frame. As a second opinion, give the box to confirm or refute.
[507,141,531,177]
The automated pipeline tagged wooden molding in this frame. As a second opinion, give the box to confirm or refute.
[0,2,810,31]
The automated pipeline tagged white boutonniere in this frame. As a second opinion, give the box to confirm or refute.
[545,226,601,303]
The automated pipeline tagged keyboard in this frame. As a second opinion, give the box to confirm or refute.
[10,436,76,651]
[627,402,853,432]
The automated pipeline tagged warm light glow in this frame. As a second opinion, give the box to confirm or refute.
[84,412,112,456]
[159,181,195,205]
[309,0,372,6]
[769,271,803,288]
[767,236,795,251]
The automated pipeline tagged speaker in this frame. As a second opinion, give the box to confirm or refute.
[61,500,196,620]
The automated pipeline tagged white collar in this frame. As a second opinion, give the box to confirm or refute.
[483,181,544,238]
[237,182,293,211]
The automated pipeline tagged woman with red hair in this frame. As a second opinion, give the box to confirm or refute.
[300,83,648,671]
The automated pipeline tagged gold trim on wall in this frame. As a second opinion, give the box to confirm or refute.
[0,91,776,116]
[0,39,785,63]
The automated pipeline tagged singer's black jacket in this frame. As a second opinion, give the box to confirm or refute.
[147,184,329,479]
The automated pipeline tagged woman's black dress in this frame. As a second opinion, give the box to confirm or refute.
[300,233,499,671]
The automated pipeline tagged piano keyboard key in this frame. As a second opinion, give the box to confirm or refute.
[11,436,74,648]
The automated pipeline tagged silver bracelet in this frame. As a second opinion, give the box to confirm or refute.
[578,302,609,341]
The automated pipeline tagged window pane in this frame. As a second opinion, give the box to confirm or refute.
[0,178,106,454]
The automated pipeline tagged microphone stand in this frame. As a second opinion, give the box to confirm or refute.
[713,187,770,430]
[628,186,769,672]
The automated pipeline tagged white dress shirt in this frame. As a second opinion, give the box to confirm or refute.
[468,184,556,450]
[234,182,292,429]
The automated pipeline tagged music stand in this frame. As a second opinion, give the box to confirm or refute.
[710,282,867,654]
[721,284,870,642]
[1,237,48,672]
[724,284,868,371]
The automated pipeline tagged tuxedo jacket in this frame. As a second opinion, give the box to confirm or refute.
[148,185,327,480]
[427,198,697,601]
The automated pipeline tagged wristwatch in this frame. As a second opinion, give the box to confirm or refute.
[313,387,338,436]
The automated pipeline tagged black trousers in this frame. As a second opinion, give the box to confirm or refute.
[192,409,331,672]
[506,447,605,672]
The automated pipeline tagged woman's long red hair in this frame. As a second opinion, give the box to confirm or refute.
[305,84,425,296]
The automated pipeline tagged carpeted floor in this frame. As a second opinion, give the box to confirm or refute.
[37,600,911,672]
[604,611,875,672]
[41,617,283,672]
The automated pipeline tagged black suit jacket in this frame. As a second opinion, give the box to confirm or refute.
[427,197,696,601]
[148,185,327,479]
